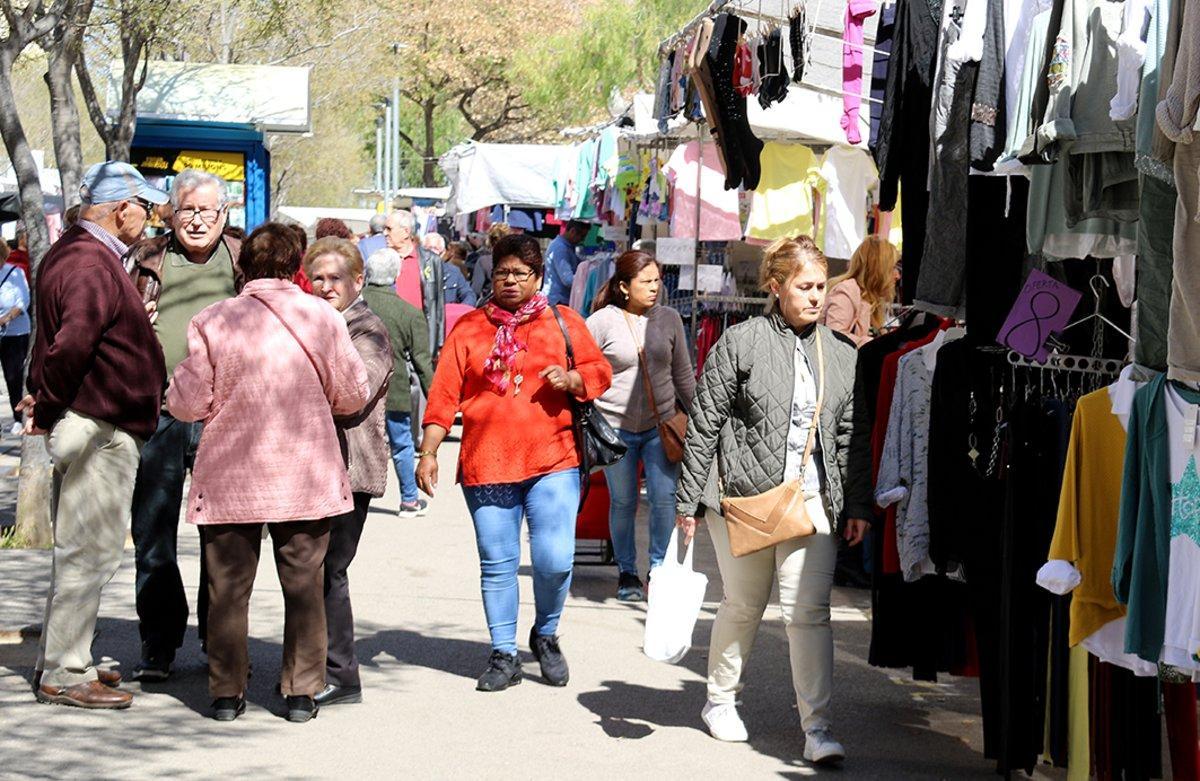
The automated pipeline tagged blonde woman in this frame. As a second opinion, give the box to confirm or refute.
[820,236,899,346]
[676,236,873,765]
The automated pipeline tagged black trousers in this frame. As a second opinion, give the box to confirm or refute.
[323,493,371,687]
[0,333,28,419]
[130,412,206,659]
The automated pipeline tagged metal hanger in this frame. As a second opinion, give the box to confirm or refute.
[1058,275,1133,351]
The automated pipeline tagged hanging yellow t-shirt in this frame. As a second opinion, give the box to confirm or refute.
[1048,388,1128,646]
[746,142,825,242]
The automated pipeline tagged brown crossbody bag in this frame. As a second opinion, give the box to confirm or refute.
[720,328,824,557]
[623,310,688,463]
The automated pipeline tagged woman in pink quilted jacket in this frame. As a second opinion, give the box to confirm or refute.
[166,222,369,724]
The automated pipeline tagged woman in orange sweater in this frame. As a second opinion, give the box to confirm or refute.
[418,233,612,693]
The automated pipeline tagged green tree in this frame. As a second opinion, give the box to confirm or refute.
[515,0,696,128]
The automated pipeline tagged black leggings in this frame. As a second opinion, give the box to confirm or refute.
[0,334,28,420]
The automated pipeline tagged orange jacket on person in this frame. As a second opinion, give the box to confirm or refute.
[423,306,613,486]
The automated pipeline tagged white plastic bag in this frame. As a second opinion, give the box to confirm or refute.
[643,529,708,664]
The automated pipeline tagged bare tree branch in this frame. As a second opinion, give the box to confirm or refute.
[263,18,378,66]
[74,48,112,137]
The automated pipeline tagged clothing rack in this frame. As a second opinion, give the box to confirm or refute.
[1005,351,1124,377]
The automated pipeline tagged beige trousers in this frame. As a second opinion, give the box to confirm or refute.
[705,493,838,732]
[38,410,143,688]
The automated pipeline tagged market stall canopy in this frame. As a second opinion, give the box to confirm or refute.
[275,206,379,235]
[440,142,575,216]
[106,61,312,133]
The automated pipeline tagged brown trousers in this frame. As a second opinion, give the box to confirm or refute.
[203,519,331,698]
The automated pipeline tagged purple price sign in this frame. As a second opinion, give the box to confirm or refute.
[995,270,1082,362]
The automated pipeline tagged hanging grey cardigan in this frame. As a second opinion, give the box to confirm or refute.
[675,314,875,529]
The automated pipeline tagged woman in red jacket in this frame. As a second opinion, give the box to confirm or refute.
[417,234,611,693]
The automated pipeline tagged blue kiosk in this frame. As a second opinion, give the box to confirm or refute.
[114,60,311,231]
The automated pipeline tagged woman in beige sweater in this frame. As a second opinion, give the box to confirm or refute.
[820,236,899,346]
[586,251,695,601]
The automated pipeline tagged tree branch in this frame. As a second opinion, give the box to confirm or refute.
[263,18,378,66]
[74,48,112,138]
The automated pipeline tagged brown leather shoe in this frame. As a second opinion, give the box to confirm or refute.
[33,668,122,689]
[36,680,132,709]
[97,668,122,688]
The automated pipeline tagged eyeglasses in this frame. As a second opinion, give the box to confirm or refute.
[176,207,225,225]
[493,268,535,282]
[129,198,155,216]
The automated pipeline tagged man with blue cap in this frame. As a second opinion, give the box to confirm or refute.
[22,161,168,709]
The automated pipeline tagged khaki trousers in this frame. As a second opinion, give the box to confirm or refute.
[203,519,330,698]
[705,493,838,732]
[38,411,143,688]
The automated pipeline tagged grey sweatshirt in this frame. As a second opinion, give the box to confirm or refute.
[585,304,696,433]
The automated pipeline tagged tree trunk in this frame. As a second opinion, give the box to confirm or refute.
[0,48,53,547]
[422,99,436,187]
[45,55,84,208]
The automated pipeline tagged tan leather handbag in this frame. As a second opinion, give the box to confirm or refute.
[720,328,824,557]
[624,311,688,463]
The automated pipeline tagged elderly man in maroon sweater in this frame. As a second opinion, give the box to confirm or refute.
[22,162,167,709]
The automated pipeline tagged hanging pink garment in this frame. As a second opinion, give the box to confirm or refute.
[841,0,878,145]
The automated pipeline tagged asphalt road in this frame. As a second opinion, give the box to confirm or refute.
[0,436,1055,779]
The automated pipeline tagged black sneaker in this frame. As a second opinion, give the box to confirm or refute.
[131,655,173,683]
[211,696,245,722]
[313,683,362,706]
[476,650,522,692]
[617,571,645,602]
[285,695,318,723]
[529,628,570,687]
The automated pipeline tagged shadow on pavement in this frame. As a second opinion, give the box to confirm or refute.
[355,626,492,681]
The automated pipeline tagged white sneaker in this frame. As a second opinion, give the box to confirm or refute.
[803,727,845,765]
[701,700,748,742]
[9,421,21,436]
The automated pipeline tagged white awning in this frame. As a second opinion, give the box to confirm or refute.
[107,61,312,133]
[440,142,576,216]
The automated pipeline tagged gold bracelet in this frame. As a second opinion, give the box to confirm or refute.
[417,451,437,459]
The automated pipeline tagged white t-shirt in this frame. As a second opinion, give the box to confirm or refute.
[1163,383,1200,673]
[819,146,879,260]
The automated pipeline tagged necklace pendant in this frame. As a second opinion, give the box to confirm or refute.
[968,447,980,464]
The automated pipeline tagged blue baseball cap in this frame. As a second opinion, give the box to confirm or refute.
[80,161,169,206]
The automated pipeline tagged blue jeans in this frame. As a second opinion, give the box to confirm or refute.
[385,412,418,504]
[462,469,580,654]
[603,428,679,576]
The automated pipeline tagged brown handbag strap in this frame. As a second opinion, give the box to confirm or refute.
[796,327,825,476]
[623,310,666,427]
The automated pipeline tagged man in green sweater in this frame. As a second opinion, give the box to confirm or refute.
[362,247,435,517]
[124,169,243,681]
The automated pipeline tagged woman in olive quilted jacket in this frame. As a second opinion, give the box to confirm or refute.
[675,236,873,765]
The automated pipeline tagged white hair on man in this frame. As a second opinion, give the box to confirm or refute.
[365,247,402,286]
[171,169,228,209]
[368,214,387,235]
[388,209,416,232]
[421,232,447,254]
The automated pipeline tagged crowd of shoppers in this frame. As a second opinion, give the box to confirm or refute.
[17,156,889,768]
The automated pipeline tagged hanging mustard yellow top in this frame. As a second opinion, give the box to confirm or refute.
[1048,388,1128,646]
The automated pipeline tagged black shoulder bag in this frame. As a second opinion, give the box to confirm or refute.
[549,305,627,507]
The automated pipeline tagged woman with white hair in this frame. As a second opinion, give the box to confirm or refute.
[362,248,435,518]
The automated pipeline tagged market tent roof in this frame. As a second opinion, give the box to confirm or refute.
[275,206,377,234]
[107,61,312,133]
[440,141,575,216]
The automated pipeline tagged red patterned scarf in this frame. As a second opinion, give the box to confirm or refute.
[483,294,549,393]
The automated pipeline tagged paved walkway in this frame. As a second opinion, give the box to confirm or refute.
[0,434,1056,779]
